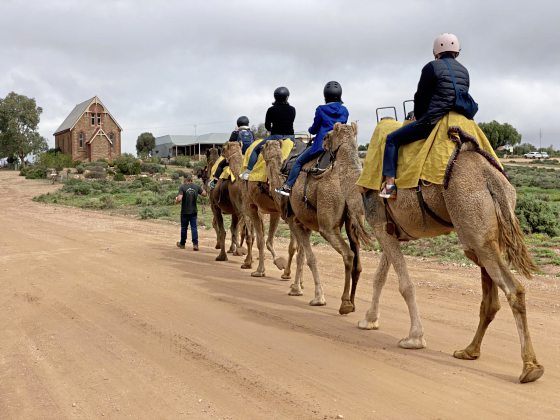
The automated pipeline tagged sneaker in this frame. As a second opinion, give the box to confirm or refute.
[275,184,291,197]
[378,183,397,199]
[176,241,185,249]
[208,178,217,189]
[240,170,251,181]
[193,244,199,251]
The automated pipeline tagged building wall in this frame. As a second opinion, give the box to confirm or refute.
[57,103,122,162]
[90,134,111,161]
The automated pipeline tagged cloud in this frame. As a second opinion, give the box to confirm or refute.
[1,0,559,151]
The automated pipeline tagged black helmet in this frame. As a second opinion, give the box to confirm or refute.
[324,81,342,103]
[236,116,249,127]
[273,86,290,104]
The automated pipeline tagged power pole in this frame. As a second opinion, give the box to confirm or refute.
[539,128,542,150]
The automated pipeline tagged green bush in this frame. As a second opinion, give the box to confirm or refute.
[516,195,560,237]
[84,167,107,179]
[114,153,141,175]
[38,151,73,171]
[62,179,93,195]
[139,207,156,219]
[23,165,47,179]
[174,155,192,168]
[114,172,126,182]
[171,169,188,180]
[141,162,165,174]
[192,158,207,170]
[75,164,85,174]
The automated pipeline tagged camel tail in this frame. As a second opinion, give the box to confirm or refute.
[346,207,372,248]
[490,180,537,278]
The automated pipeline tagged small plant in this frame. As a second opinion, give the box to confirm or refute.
[174,155,192,168]
[114,153,142,175]
[139,207,156,219]
[114,172,125,182]
[516,195,560,237]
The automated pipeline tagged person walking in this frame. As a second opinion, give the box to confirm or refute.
[175,173,207,250]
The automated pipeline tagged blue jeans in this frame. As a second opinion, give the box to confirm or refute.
[286,147,322,187]
[180,213,198,245]
[382,121,435,178]
[246,134,295,171]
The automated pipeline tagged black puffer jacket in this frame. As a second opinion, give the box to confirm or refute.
[413,53,470,125]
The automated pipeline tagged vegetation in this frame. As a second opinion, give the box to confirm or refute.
[113,153,141,175]
[0,92,48,164]
[478,120,521,149]
[136,132,156,157]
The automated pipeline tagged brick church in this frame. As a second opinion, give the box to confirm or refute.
[53,96,122,162]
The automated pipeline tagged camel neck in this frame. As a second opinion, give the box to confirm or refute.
[227,151,243,174]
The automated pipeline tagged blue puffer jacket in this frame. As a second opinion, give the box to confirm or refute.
[308,102,349,153]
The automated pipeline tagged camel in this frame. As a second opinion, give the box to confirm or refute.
[358,127,543,383]
[261,122,370,315]
[208,142,249,261]
[240,143,296,279]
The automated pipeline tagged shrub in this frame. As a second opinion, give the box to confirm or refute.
[23,165,47,179]
[114,153,142,175]
[171,169,188,180]
[141,162,165,174]
[84,168,107,179]
[174,155,192,168]
[38,151,73,171]
[62,179,93,195]
[192,158,207,170]
[75,164,85,174]
[516,195,560,237]
[114,172,126,182]
[139,207,156,219]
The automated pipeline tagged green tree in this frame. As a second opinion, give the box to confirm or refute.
[513,143,536,156]
[136,132,156,157]
[478,120,522,150]
[358,143,368,151]
[0,92,48,165]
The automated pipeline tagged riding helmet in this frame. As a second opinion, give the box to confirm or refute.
[324,81,343,103]
[273,86,290,103]
[236,116,249,127]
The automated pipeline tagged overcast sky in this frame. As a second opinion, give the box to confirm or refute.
[1,0,559,153]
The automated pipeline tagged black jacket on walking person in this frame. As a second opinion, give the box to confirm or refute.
[265,103,296,135]
[413,51,471,125]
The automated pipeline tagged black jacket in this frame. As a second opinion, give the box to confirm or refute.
[265,103,296,135]
[413,53,470,125]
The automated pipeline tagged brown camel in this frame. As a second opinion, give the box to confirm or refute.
[262,122,370,315]
[209,142,249,262]
[358,127,544,383]
[240,144,296,279]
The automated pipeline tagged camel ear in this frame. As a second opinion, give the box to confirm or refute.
[352,121,358,138]
[333,122,341,135]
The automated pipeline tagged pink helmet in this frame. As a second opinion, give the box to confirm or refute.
[433,33,461,56]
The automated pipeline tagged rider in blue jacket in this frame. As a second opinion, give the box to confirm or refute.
[275,81,348,196]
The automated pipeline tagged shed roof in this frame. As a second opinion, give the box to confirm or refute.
[155,133,229,146]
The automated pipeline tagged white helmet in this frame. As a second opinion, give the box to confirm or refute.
[433,33,461,57]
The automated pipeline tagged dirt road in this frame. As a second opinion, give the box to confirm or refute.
[1,171,559,419]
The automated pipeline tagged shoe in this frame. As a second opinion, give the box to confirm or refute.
[193,244,199,251]
[176,241,185,249]
[379,183,397,199]
[240,170,251,181]
[208,179,217,189]
[275,184,291,197]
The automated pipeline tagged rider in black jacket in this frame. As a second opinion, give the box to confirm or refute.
[379,33,473,198]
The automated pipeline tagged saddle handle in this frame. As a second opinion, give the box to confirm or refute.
[403,100,415,120]
[375,106,398,123]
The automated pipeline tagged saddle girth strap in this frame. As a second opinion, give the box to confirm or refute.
[415,184,454,228]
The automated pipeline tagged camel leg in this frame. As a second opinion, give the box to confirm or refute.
[378,232,426,348]
[358,251,390,330]
[212,215,220,249]
[288,237,306,296]
[346,218,363,307]
[318,227,355,315]
[292,222,324,305]
[281,232,298,280]
[227,214,239,254]
[476,256,544,383]
[235,218,247,256]
[454,267,500,360]
[240,215,253,270]
[213,207,228,261]
[248,206,266,277]
[266,213,287,271]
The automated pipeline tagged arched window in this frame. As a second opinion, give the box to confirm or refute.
[79,132,85,148]
[109,132,115,149]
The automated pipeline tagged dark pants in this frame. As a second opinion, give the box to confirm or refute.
[286,146,322,187]
[214,159,228,179]
[180,213,198,245]
[382,121,435,178]
[246,134,294,170]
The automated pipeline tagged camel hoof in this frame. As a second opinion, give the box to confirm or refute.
[280,274,291,281]
[273,257,287,270]
[358,319,379,330]
[309,297,326,306]
[288,288,303,296]
[398,337,426,349]
[215,244,220,249]
[240,263,252,269]
[251,271,265,277]
[339,301,355,315]
[519,363,544,383]
[215,254,228,262]
[453,348,479,360]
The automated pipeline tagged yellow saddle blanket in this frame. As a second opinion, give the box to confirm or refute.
[210,156,235,182]
[241,138,294,182]
[356,112,500,190]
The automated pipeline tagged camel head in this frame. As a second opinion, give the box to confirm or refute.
[221,141,242,160]
[207,147,220,162]
[261,140,283,164]
[323,122,358,153]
